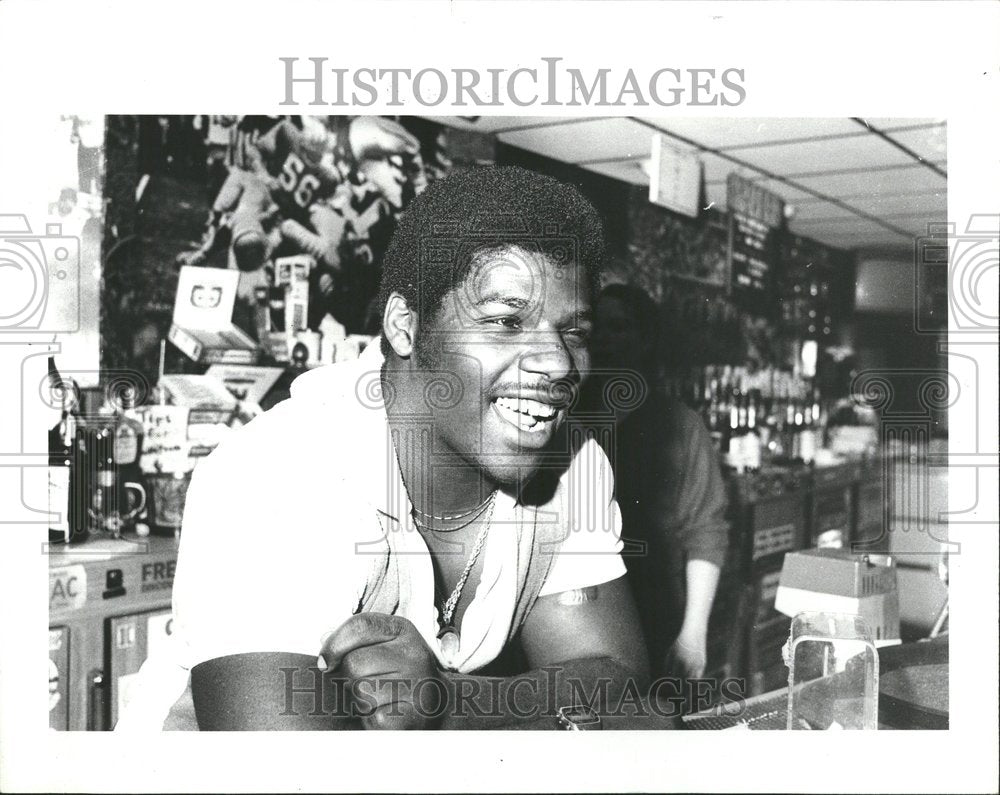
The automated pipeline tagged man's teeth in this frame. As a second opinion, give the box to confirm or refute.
[494,396,557,419]
[494,396,557,432]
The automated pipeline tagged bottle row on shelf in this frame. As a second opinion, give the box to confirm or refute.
[47,356,188,545]
[665,364,825,474]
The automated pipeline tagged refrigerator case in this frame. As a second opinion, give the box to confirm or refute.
[108,608,174,728]
[49,627,70,730]
[48,536,177,730]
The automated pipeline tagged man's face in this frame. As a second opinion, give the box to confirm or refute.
[416,245,592,487]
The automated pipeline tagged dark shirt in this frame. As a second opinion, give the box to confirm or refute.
[592,387,730,664]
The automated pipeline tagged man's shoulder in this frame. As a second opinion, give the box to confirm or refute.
[204,358,382,478]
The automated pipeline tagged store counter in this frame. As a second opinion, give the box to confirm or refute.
[683,636,948,730]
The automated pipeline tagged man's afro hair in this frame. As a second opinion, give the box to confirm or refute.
[376,165,606,333]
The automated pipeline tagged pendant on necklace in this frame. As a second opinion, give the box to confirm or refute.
[437,624,460,669]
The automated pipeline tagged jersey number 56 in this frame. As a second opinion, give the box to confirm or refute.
[278,154,321,208]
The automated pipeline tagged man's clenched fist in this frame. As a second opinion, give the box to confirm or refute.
[319,613,446,730]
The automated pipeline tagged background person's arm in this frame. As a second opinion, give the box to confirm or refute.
[665,559,721,678]
[662,407,729,678]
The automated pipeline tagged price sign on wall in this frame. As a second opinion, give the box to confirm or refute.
[727,173,785,305]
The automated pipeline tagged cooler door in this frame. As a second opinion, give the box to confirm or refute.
[106,608,174,729]
[49,626,70,731]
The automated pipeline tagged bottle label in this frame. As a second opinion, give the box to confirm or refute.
[115,431,139,465]
[744,434,762,470]
[48,466,70,539]
[726,435,746,472]
[800,429,817,463]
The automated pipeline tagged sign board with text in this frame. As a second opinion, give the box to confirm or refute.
[648,133,702,219]
[727,173,785,308]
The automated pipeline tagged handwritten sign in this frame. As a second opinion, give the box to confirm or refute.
[140,405,191,474]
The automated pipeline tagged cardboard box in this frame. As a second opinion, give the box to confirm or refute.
[168,266,259,364]
[158,374,237,425]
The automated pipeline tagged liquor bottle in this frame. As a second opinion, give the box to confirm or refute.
[112,386,144,472]
[713,366,732,455]
[744,388,763,472]
[760,369,776,459]
[811,383,824,446]
[790,378,808,462]
[706,369,723,451]
[726,386,747,474]
[47,356,76,545]
[88,426,116,537]
[798,381,822,464]
[799,404,817,464]
[701,365,714,417]
[111,385,148,533]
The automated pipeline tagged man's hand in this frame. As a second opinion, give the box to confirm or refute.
[319,613,444,730]
[663,627,708,679]
[348,117,419,162]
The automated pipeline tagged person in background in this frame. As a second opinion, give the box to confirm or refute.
[584,282,729,680]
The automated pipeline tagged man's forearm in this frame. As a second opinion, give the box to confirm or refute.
[680,559,721,637]
[439,657,653,730]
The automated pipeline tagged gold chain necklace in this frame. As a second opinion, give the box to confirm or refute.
[412,491,496,523]
[411,490,495,534]
[434,490,498,669]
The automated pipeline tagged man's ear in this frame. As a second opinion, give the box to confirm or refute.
[383,292,417,358]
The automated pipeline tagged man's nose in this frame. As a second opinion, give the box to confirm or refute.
[518,332,576,383]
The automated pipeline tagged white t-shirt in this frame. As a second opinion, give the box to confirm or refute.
[116,344,625,730]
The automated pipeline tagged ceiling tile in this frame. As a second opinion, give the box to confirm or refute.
[818,232,908,250]
[845,191,946,217]
[779,165,947,198]
[790,203,859,222]
[729,134,917,176]
[857,118,945,132]
[416,116,950,254]
[638,117,860,150]
[790,218,913,246]
[497,117,657,164]
[882,125,948,163]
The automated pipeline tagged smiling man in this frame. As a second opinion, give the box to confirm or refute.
[118,166,651,731]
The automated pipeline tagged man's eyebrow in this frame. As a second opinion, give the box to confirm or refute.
[473,294,530,310]
[557,308,594,326]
